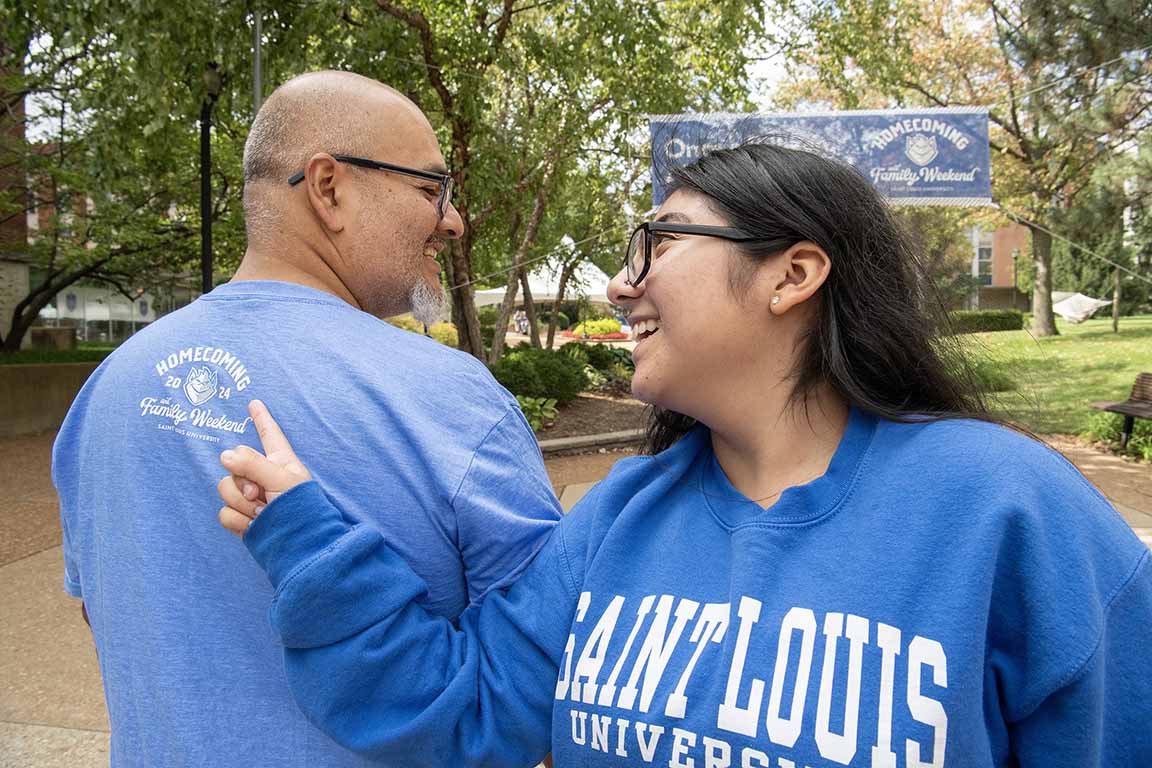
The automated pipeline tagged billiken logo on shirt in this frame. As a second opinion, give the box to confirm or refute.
[138,345,255,444]
[556,593,949,768]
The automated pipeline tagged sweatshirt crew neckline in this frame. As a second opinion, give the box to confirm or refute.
[701,406,878,529]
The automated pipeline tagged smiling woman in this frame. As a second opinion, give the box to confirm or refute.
[217,140,1152,768]
[609,141,992,455]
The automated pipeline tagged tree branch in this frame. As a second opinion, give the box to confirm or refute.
[479,0,516,70]
[376,1,455,116]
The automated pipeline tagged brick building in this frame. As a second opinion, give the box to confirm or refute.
[964,222,1031,311]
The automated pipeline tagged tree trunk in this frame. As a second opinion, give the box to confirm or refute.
[1029,225,1059,337]
[546,260,575,350]
[488,277,520,365]
[487,178,552,364]
[446,235,485,360]
[519,267,541,348]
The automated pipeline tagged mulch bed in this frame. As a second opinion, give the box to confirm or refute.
[536,393,648,440]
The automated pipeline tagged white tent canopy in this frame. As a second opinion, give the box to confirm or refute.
[473,261,614,308]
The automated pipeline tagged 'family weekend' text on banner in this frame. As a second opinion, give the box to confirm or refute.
[648,108,992,207]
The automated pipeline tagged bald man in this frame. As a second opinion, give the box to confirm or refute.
[52,71,561,767]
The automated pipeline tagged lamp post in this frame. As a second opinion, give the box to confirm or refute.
[1012,248,1020,309]
[200,62,223,295]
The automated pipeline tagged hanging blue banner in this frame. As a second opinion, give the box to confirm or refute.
[649,108,992,207]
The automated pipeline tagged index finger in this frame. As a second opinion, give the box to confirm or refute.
[248,399,296,458]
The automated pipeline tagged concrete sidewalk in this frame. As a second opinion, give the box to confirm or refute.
[1,431,1148,765]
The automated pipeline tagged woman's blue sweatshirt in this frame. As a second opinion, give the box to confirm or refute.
[243,409,1152,767]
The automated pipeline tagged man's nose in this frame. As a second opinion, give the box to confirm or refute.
[438,201,464,239]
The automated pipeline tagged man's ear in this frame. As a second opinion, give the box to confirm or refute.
[301,153,349,234]
[767,241,831,314]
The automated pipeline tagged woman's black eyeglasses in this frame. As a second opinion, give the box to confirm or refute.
[624,222,765,287]
[288,155,454,219]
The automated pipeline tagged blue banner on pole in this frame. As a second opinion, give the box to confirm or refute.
[649,108,992,207]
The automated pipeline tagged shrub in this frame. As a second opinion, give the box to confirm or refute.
[571,318,622,336]
[583,364,607,390]
[386,315,423,333]
[562,342,621,371]
[428,322,458,347]
[583,343,620,372]
[559,343,589,365]
[386,316,459,347]
[608,345,636,373]
[490,347,588,404]
[477,305,502,325]
[0,347,115,365]
[477,305,502,343]
[517,395,559,432]
[489,356,542,398]
[559,342,634,393]
[1081,412,1152,462]
[949,310,1024,334]
[539,311,571,330]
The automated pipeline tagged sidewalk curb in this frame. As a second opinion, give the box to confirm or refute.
[538,429,645,455]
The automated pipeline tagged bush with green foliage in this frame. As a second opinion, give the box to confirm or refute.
[583,343,620,372]
[477,305,502,344]
[561,342,615,370]
[1081,412,1152,461]
[948,310,1024,334]
[386,316,459,347]
[560,342,634,393]
[428,323,458,346]
[582,364,607,389]
[559,343,589,365]
[571,318,622,336]
[387,315,422,333]
[489,347,588,404]
[516,395,559,432]
[539,311,571,330]
[0,347,115,365]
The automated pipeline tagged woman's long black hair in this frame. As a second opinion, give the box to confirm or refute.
[643,139,994,454]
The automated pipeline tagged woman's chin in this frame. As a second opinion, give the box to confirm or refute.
[629,376,663,409]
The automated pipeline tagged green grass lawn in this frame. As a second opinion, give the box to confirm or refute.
[964,315,1152,435]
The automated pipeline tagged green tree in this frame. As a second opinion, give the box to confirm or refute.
[2,8,202,350]
[2,0,764,358]
[773,0,1152,336]
[368,0,762,359]
[894,207,984,309]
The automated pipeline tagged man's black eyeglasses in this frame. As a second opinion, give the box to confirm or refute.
[288,154,455,219]
[625,222,775,287]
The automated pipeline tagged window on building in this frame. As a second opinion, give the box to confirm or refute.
[978,245,993,286]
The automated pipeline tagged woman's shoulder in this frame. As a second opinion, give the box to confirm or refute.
[872,414,1143,563]
[875,416,1096,494]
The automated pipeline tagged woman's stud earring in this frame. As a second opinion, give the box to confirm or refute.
[771,295,781,306]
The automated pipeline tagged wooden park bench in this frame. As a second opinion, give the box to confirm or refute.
[1092,373,1152,449]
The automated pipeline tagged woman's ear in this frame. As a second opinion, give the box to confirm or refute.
[768,241,831,314]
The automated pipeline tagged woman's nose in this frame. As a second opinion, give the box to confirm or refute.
[607,266,642,306]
